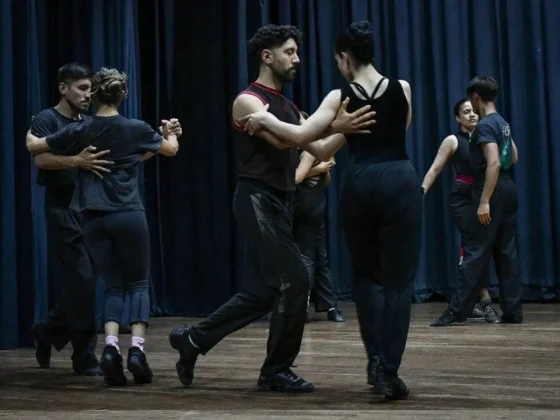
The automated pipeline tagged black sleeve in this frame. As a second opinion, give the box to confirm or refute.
[45,122,88,156]
[30,112,57,137]
[475,121,497,145]
[136,121,164,154]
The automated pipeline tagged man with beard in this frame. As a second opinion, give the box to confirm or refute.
[168,25,375,392]
[29,63,113,375]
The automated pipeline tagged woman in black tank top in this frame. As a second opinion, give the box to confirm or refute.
[421,99,500,324]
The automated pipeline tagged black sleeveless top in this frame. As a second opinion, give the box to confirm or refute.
[340,78,409,164]
[450,131,473,177]
[232,82,301,192]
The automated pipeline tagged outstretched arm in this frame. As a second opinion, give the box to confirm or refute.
[26,122,86,155]
[421,135,458,194]
[238,89,375,146]
[28,115,113,177]
[140,119,180,161]
[232,94,295,149]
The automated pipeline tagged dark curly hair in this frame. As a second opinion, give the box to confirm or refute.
[247,24,303,62]
[466,76,499,102]
[91,67,128,107]
[335,21,374,66]
[453,98,469,117]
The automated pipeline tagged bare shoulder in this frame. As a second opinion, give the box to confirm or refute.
[231,92,267,121]
[398,79,411,89]
[442,134,459,151]
[232,92,266,110]
[321,89,342,107]
[398,79,411,95]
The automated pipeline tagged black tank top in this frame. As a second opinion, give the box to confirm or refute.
[340,78,409,164]
[450,131,473,176]
[232,82,301,192]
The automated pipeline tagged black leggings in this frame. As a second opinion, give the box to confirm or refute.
[83,210,151,327]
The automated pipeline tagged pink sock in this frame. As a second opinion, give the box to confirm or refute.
[105,335,120,353]
[132,336,145,352]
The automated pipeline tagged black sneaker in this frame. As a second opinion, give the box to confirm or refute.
[70,332,103,376]
[127,347,153,384]
[257,368,314,392]
[169,326,199,386]
[31,323,51,368]
[327,308,345,322]
[385,376,410,401]
[367,356,393,397]
[99,345,127,386]
[72,353,103,376]
[471,303,484,319]
[429,308,465,327]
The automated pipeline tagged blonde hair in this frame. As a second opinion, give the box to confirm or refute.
[91,67,128,106]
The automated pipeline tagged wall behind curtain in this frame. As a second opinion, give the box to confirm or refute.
[1,0,558,349]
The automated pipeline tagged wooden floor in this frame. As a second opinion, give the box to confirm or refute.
[1,302,560,419]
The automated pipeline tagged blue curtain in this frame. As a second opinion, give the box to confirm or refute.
[1,0,559,349]
[0,0,18,349]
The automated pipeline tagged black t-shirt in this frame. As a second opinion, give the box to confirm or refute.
[31,107,90,192]
[45,115,163,212]
[469,112,513,188]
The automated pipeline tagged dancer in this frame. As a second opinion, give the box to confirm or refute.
[240,21,417,400]
[29,62,110,375]
[430,76,523,326]
[422,99,500,323]
[26,67,182,386]
[294,112,344,323]
[168,24,374,392]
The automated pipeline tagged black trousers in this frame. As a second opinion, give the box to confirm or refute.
[294,182,337,312]
[42,191,98,356]
[448,181,490,289]
[189,179,309,376]
[340,160,422,377]
[82,210,151,327]
[449,178,523,319]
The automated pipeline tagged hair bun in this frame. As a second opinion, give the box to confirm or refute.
[348,21,372,40]
[103,79,126,92]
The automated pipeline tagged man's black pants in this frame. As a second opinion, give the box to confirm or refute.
[449,178,523,319]
[41,191,98,358]
[189,179,309,376]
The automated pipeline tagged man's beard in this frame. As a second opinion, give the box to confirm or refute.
[271,65,297,83]
[67,99,90,114]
